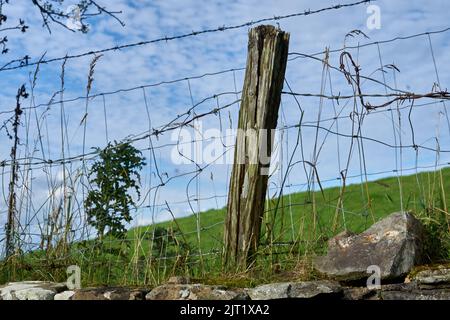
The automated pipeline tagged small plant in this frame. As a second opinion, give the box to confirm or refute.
[85,141,146,240]
[420,209,450,262]
[152,226,190,257]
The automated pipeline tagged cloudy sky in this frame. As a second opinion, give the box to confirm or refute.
[0,0,449,246]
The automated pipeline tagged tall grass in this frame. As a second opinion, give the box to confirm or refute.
[1,168,449,287]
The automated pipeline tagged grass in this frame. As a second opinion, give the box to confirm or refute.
[1,167,449,287]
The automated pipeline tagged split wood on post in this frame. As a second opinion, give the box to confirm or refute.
[224,25,290,270]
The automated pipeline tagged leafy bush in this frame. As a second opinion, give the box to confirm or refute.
[85,141,145,239]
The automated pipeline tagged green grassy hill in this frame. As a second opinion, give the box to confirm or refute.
[130,167,450,256]
[2,167,449,287]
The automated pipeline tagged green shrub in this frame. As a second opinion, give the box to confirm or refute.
[84,141,146,239]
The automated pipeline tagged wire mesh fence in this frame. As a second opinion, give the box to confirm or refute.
[0,1,449,286]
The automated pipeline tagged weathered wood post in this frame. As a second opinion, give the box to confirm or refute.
[224,25,289,270]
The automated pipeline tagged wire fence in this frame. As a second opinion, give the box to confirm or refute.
[0,1,449,285]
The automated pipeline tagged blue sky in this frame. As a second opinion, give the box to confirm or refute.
[0,0,449,244]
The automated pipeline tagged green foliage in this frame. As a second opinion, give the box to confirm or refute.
[151,226,190,257]
[421,211,450,261]
[84,141,145,239]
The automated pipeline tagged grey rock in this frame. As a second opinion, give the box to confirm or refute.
[343,281,450,300]
[72,287,148,300]
[380,290,450,300]
[313,212,425,281]
[145,284,247,300]
[379,282,450,300]
[54,291,76,300]
[248,283,291,300]
[14,287,56,300]
[290,280,342,298]
[411,267,450,285]
[249,280,342,300]
[342,286,378,300]
[0,281,66,300]
[129,290,147,300]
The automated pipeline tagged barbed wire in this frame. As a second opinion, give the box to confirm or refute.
[1,92,448,169]
[0,25,446,120]
[0,0,372,73]
[1,25,449,117]
[1,49,448,171]
[288,26,450,59]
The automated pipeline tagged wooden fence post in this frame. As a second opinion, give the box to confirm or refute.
[224,25,289,270]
